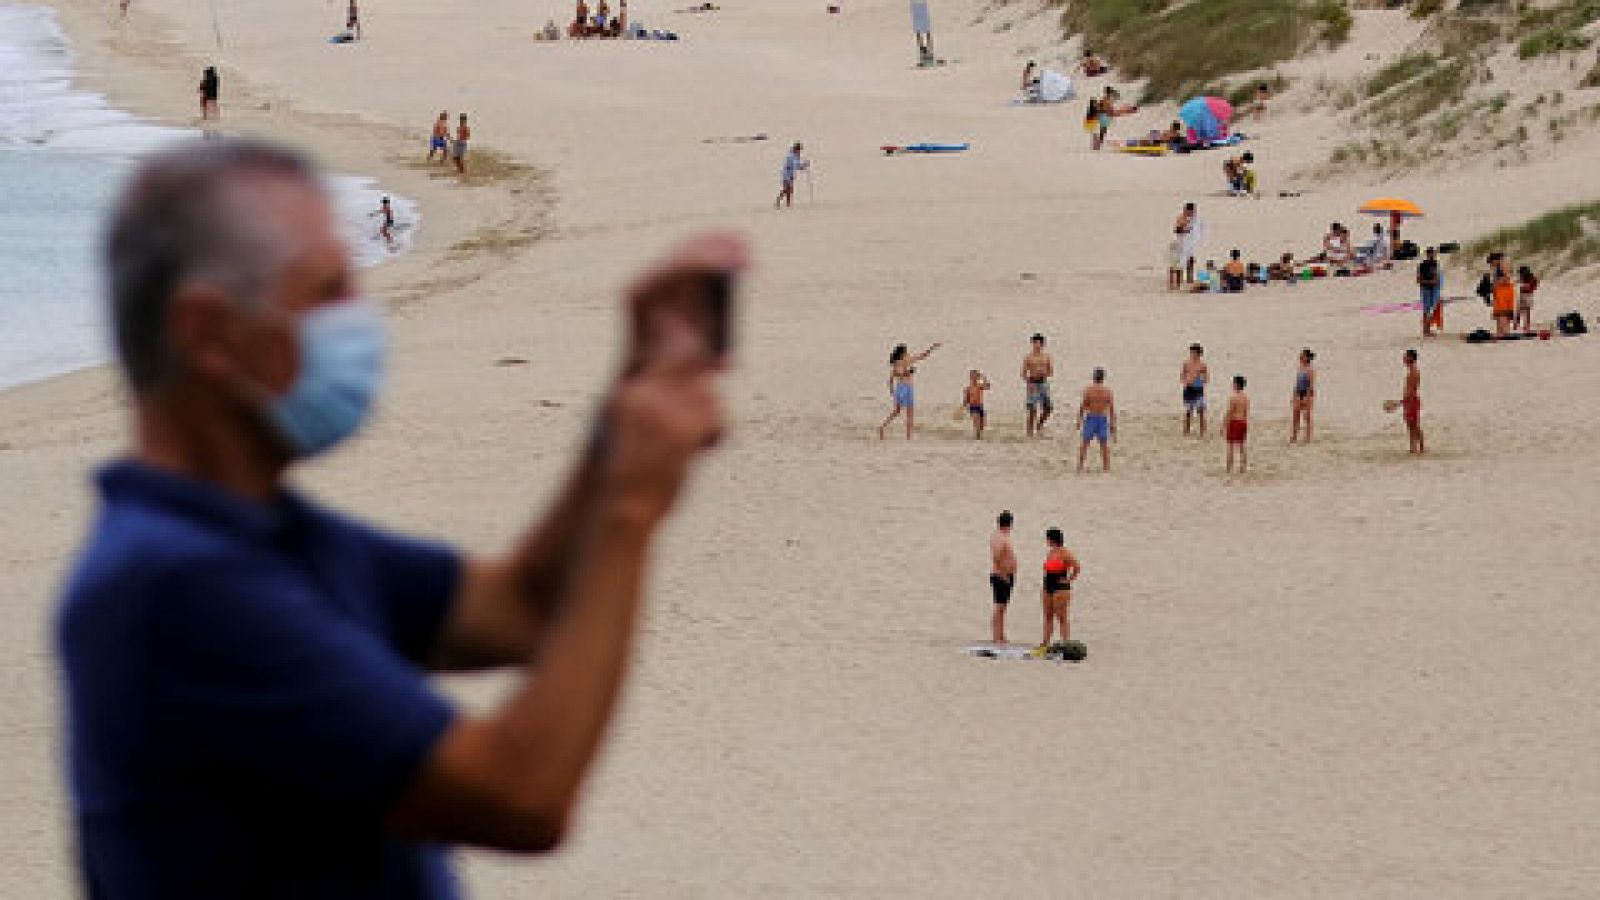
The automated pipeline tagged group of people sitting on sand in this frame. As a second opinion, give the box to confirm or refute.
[878,335,1429,471]
[569,0,625,36]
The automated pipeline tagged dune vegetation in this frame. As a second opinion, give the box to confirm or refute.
[1466,202,1600,276]
[1044,0,1351,100]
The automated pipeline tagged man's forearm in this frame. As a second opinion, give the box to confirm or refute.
[487,501,656,822]
[506,441,606,621]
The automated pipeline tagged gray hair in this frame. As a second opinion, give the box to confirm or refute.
[105,137,322,391]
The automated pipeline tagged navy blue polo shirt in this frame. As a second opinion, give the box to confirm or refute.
[58,461,463,899]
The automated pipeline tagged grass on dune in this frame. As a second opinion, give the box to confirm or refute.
[1465,202,1600,276]
[1048,0,1351,101]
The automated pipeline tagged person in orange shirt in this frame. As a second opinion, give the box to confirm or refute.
[1488,252,1516,338]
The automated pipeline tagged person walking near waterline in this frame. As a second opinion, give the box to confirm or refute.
[428,111,450,163]
[198,66,219,121]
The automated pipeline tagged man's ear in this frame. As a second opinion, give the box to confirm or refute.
[165,285,298,395]
[165,283,238,387]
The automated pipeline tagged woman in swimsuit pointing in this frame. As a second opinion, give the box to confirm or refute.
[878,341,940,440]
[1036,528,1081,653]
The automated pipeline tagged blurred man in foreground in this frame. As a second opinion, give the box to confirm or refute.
[57,138,743,898]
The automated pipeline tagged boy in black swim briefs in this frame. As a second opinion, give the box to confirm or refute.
[988,511,1017,643]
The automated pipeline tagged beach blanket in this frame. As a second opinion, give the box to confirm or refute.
[962,641,1087,662]
[882,143,970,155]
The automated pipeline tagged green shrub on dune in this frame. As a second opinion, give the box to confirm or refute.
[1466,202,1600,276]
[1051,0,1352,101]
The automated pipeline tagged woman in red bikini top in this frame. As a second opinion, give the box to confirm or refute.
[1039,529,1081,650]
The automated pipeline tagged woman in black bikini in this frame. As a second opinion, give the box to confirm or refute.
[1036,528,1081,653]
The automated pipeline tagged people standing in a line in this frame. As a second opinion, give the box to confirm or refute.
[1076,368,1116,473]
[1516,265,1539,333]
[989,511,1017,644]
[963,369,991,440]
[1035,529,1081,653]
[1418,245,1443,338]
[346,0,362,39]
[878,342,940,440]
[1225,375,1249,474]
[1181,343,1208,437]
[453,113,471,175]
[1401,348,1424,455]
[1289,349,1315,444]
[198,66,220,121]
[1488,252,1515,338]
[428,112,450,163]
[57,137,740,897]
[775,142,808,209]
[1021,333,1054,437]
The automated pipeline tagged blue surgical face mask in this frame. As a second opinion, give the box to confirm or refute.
[266,297,385,458]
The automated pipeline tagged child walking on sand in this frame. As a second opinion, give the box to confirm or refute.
[1181,344,1208,437]
[1225,375,1249,473]
[964,370,991,440]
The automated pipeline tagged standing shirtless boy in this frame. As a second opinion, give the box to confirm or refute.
[1021,333,1054,437]
[1225,375,1249,473]
[989,511,1017,643]
[1076,368,1116,473]
[964,370,991,440]
[1181,343,1208,437]
[1401,348,1424,455]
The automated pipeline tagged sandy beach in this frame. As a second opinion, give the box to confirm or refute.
[4,0,1600,895]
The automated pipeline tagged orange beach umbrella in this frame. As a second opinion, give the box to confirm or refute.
[1358,197,1424,243]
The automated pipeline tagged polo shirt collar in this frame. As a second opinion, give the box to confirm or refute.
[96,459,308,539]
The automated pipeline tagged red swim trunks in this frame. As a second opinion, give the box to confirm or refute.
[1402,396,1421,424]
[1226,419,1248,443]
